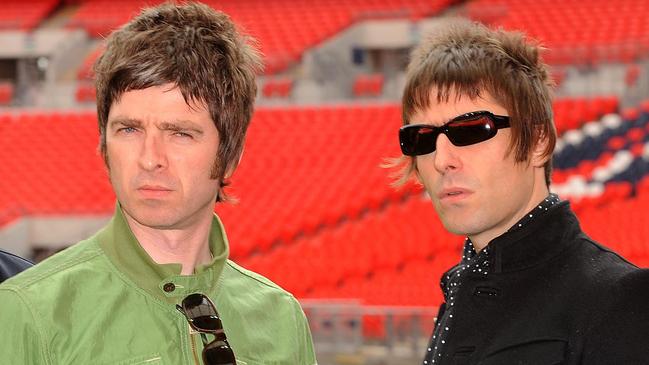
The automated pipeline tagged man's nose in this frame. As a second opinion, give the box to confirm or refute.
[138,133,167,172]
[433,134,462,174]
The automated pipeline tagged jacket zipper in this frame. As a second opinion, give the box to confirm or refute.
[189,327,201,365]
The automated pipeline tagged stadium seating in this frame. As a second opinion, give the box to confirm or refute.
[76,44,103,81]
[465,0,649,64]
[0,95,647,309]
[241,180,648,308]
[75,83,96,103]
[0,0,59,31]
[553,96,618,135]
[69,0,458,75]
[0,96,640,233]
[353,74,384,97]
[0,97,648,318]
[0,82,14,105]
[0,111,114,218]
[262,77,293,98]
[215,104,422,258]
[239,194,464,303]
[1,0,648,347]
[0,105,420,245]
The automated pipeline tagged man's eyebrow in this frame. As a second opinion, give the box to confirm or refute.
[108,117,142,129]
[158,120,204,134]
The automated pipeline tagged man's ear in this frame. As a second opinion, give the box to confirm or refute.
[531,135,550,168]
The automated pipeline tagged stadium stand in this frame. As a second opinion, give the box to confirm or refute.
[352,73,384,97]
[74,82,95,103]
[0,0,59,31]
[465,0,649,64]
[0,111,114,219]
[0,82,14,105]
[262,77,294,98]
[2,0,649,360]
[1,96,647,271]
[76,44,103,80]
[69,0,458,76]
[553,96,618,134]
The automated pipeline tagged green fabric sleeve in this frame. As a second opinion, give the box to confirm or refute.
[293,299,318,365]
[0,286,50,364]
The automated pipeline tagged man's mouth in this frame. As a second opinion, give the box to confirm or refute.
[137,185,173,198]
[437,188,472,201]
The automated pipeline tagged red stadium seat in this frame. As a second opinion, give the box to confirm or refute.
[0,82,14,105]
[68,0,457,75]
[262,78,294,98]
[353,74,384,97]
[0,0,58,31]
[2,96,648,308]
[466,0,649,65]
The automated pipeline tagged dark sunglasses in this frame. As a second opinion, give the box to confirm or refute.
[176,293,236,365]
[399,110,510,156]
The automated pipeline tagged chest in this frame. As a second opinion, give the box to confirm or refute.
[435,266,594,365]
[44,291,295,365]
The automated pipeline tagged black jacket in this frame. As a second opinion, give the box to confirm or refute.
[433,201,649,365]
[0,249,32,283]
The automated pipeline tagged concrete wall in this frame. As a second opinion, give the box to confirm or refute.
[294,17,453,104]
[0,215,111,258]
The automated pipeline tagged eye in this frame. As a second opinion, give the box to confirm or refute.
[117,126,137,134]
[173,131,193,138]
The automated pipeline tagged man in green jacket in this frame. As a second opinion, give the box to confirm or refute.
[0,3,317,364]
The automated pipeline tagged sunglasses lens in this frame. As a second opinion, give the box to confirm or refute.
[181,294,236,364]
[193,314,221,332]
[399,113,505,156]
[183,294,222,332]
[400,125,438,156]
[446,116,496,146]
[203,341,236,365]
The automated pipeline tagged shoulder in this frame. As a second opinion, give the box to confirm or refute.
[0,249,33,282]
[585,266,649,323]
[607,268,649,306]
[564,234,638,284]
[222,259,296,300]
[220,259,305,317]
[558,235,649,315]
[219,261,317,363]
[0,237,104,296]
[580,268,649,362]
[219,260,306,328]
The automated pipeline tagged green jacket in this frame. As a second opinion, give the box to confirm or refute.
[0,206,317,365]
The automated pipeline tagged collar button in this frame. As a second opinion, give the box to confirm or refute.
[163,282,176,292]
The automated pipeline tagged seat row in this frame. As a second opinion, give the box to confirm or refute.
[0,0,58,30]
[466,0,649,64]
[0,97,632,247]
[240,177,649,307]
[69,0,456,75]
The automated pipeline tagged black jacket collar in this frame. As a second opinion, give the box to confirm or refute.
[486,201,582,273]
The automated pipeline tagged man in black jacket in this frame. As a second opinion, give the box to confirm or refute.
[392,19,649,364]
[0,249,32,283]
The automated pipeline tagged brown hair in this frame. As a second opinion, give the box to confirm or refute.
[94,1,262,202]
[393,18,556,186]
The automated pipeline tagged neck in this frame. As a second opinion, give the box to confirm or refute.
[122,210,213,275]
[470,181,550,253]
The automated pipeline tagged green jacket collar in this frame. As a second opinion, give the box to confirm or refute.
[97,203,229,304]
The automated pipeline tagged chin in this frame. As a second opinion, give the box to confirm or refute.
[132,212,178,229]
[442,222,470,237]
[135,214,179,229]
[439,213,479,237]
[123,203,180,229]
